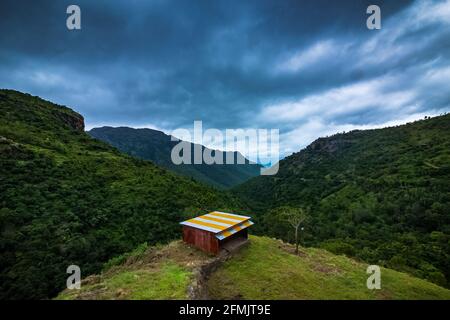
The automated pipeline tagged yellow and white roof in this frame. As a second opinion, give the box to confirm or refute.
[180,211,254,240]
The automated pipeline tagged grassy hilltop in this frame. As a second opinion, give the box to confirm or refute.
[57,236,450,300]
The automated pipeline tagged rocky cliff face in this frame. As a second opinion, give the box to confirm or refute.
[54,110,85,131]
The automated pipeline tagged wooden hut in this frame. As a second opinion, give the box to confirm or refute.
[180,211,254,254]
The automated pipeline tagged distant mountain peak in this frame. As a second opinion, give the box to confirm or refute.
[88,126,262,189]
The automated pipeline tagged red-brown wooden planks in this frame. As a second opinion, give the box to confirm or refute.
[182,225,219,254]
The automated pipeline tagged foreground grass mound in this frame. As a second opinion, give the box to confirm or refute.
[58,236,450,300]
[57,241,213,300]
[207,236,450,300]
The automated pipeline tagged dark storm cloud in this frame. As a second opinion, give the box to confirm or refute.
[0,0,448,157]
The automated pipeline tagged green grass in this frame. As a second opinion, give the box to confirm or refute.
[56,236,450,300]
[57,262,191,300]
[207,236,450,300]
[55,240,215,300]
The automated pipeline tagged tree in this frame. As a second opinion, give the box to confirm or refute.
[273,206,308,254]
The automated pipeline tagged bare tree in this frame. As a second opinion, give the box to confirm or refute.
[281,207,308,254]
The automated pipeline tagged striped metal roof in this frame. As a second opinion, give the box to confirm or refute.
[215,220,254,240]
[180,211,253,240]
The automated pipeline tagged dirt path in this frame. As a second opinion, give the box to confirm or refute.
[188,240,248,299]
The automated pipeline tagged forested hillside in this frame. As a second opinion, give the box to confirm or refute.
[234,114,450,287]
[88,126,261,189]
[0,90,243,299]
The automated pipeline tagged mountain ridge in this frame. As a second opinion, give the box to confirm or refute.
[88,126,262,189]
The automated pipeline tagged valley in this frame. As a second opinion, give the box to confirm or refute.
[1,89,449,299]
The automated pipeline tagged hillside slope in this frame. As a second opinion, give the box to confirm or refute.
[0,89,243,299]
[88,126,262,189]
[233,114,450,288]
[57,236,450,300]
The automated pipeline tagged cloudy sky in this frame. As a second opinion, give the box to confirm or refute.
[1,0,449,161]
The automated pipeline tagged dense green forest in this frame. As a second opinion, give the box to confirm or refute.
[88,126,261,189]
[0,90,243,299]
[234,114,450,288]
